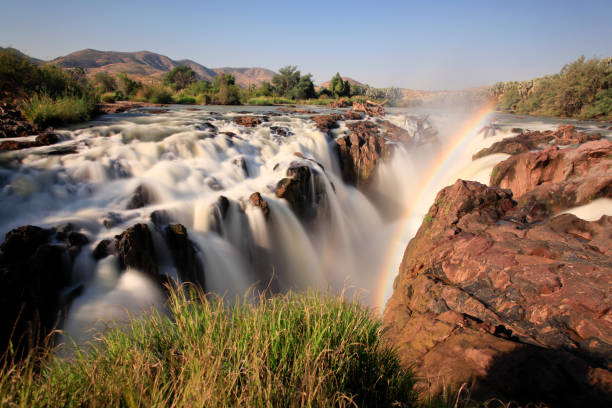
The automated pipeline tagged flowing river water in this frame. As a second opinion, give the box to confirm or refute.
[1,105,610,346]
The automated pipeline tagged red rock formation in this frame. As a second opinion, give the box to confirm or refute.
[490,139,612,198]
[310,114,342,134]
[248,192,270,219]
[336,121,392,186]
[383,180,612,406]
[234,116,262,127]
[473,124,602,160]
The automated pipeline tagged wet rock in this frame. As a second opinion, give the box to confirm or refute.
[0,225,52,263]
[336,121,392,187]
[0,102,36,138]
[343,110,363,120]
[0,132,62,152]
[126,184,158,209]
[35,132,61,146]
[92,239,116,260]
[205,177,224,191]
[248,192,270,219]
[115,224,158,279]
[148,109,169,114]
[310,114,342,134]
[275,163,328,223]
[196,122,217,132]
[490,139,612,198]
[150,210,174,227]
[208,196,230,235]
[473,124,603,160]
[234,116,262,127]
[165,224,205,290]
[0,140,37,152]
[102,212,125,229]
[0,225,72,357]
[383,180,612,406]
[378,120,412,142]
[269,126,293,137]
[231,156,249,176]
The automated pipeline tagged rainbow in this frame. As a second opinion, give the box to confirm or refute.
[374,103,496,312]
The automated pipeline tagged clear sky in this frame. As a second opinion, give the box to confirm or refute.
[2,0,611,90]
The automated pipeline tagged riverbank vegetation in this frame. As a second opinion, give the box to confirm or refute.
[490,56,612,120]
[0,288,415,407]
[0,49,97,126]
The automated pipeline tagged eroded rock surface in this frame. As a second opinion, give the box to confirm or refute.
[0,225,88,356]
[383,180,612,406]
[275,162,328,224]
[473,124,602,160]
[490,139,612,198]
[336,121,392,186]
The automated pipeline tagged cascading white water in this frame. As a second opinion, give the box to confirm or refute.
[1,105,610,346]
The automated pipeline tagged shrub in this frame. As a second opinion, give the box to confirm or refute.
[20,93,96,127]
[0,288,415,407]
[137,84,174,104]
[100,91,117,103]
[174,95,196,104]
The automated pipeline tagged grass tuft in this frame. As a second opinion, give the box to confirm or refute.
[20,93,96,127]
[0,287,415,407]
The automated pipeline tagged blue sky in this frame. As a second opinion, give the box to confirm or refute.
[2,0,611,90]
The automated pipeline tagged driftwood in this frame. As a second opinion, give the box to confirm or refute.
[353,99,385,116]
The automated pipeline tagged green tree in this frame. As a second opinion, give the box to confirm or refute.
[288,74,315,100]
[256,81,274,97]
[329,73,351,98]
[272,66,300,96]
[93,72,116,93]
[164,66,196,90]
[116,73,141,97]
[213,74,240,104]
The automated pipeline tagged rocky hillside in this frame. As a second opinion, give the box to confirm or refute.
[49,49,276,88]
[383,125,612,407]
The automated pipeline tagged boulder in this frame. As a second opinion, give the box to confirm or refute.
[343,110,363,120]
[115,224,158,279]
[490,139,612,198]
[0,225,87,357]
[208,196,230,235]
[310,114,342,134]
[126,184,158,209]
[473,124,602,160]
[336,121,392,186]
[275,163,328,224]
[234,116,262,127]
[383,180,612,406]
[248,192,270,219]
[165,224,205,290]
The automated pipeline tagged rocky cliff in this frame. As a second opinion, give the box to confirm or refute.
[383,128,612,407]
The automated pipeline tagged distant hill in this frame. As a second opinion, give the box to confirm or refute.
[0,47,44,64]
[50,49,276,88]
[213,67,277,89]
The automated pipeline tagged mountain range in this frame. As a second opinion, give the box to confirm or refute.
[46,49,277,88]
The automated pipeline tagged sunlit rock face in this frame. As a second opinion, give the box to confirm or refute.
[384,120,612,406]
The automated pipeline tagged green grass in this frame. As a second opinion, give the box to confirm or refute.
[20,93,96,127]
[247,96,295,105]
[0,287,415,407]
[423,214,434,224]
